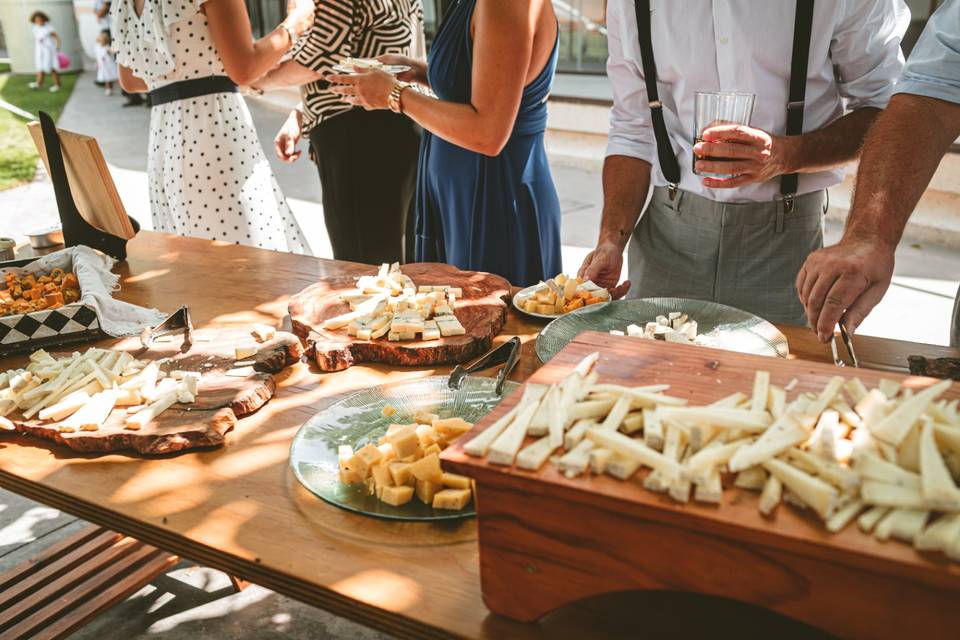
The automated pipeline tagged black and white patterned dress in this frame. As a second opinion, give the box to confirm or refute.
[112,0,310,254]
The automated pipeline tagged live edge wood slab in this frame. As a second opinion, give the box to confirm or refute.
[10,328,301,455]
[289,262,510,371]
[442,331,960,639]
[1,233,959,640]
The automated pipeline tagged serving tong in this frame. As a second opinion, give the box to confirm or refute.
[448,337,521,396]
[140,305,194,352]
[830,319,859,368]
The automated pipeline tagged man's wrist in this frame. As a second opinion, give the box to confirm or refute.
[776,133,801,176]
[597,230,629,253]
[840,224,901,252]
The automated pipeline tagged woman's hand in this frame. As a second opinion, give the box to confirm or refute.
[274,109,303,162]
[284,0,314,37]
[376,54,428,85]
[327,70,398,111]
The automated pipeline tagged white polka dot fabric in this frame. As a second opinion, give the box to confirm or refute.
[112,1,310,254]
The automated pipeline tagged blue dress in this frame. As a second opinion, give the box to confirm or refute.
[415,0,562,287]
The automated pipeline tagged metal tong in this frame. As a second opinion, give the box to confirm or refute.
[140,305,194,352]
[830,319,859,368]
[448,337,521,396]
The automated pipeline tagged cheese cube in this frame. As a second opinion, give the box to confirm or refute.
[235,344,259,360]
[434,304,453,316]
[415,479,442,504]
[442,472,471,490]
[422,322,441,341]
[389,461,415,486]
[432,488,472,510]
[380,485,414,506]
[381,404,397,417]
[414,411,439,426]
[415,424,441,449]
[434,417,473,440]
[251,323,277,342]
[371,463,394,494]
[410,453,443,483]
[423,443,442,457]
[377,442,397,463]
[386,425,420,459]
[354,444,383,473]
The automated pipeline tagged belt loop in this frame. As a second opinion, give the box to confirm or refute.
[776,194,794,233]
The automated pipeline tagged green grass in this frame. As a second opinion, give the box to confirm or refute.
[0,71,77,191]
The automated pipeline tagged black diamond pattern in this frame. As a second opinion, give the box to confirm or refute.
[71,306,98,327]
[43,310,70,332]
[12,314,41,337]
[0,323,9,342]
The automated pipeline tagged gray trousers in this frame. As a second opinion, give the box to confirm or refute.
[628,186,826,326]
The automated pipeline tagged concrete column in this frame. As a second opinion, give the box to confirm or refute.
[0,0,84,73]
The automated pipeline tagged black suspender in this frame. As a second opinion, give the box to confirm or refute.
[781,0,815,210]
[634,0,682,193]
[633,0,815,205]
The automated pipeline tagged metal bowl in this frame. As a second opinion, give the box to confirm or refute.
[26,226,64,249]
[536,297,790,363]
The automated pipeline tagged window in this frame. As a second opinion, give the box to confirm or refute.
[553,0,607,74]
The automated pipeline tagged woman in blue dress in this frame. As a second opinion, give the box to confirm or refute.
[329,0,562,287]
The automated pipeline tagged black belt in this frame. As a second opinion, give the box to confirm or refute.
[149,76,238,107]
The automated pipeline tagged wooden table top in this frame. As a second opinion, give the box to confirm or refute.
[1,231,957,639]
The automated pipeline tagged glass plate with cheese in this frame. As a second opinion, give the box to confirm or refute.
[290,376,518,521]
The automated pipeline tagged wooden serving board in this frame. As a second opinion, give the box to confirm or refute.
[442,332,960,639]
[289,262,511,372]
[9,329,301,456]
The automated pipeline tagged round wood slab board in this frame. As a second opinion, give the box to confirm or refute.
[289,263,511,372]
[10,329,298,456]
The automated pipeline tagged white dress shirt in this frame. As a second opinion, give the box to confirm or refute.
[606,0,910,203]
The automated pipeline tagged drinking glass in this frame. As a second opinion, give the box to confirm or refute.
[693,91,756,177]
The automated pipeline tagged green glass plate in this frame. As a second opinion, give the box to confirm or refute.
[289,376,518,521]
[536,297,790,363]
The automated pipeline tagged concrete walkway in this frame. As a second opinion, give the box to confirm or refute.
[0,70,959,638]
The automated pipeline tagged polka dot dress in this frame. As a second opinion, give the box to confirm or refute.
[112,1,310,254]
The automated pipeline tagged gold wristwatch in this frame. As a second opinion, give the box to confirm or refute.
[387,82,412,114]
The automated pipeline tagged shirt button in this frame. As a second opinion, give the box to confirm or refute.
[719,36,729,45]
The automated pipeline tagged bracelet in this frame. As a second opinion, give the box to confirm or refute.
[281,23,298,49]
[387,81,411,114]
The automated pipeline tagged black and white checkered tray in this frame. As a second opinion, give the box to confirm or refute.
[0,303,103,356]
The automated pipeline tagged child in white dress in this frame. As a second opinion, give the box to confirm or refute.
[29,11,62,92]
[95,31,119,96]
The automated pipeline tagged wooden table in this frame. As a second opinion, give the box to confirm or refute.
[1,232,957,639]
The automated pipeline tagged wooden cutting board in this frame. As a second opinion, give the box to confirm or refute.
[289,262,511,372]
[442,332,960,638]
[10,329,301,456]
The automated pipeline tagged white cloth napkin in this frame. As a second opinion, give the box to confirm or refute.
[5,246,167,337]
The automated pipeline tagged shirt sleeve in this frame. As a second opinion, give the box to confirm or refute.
[829,0,910,111]
[895,0,960,105]
[605,0,656,164]
[292,0,356,73]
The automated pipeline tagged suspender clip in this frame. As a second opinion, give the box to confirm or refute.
[786,100,806,113]
[648,100,662,109]
[776,193,795,233]
[668,183,679,201]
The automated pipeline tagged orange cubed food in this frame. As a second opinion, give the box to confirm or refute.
[62,273,79,290]
[410,452,443,484]
[380,484,414,506]
[563,298,585,313]
[44,292,64,307]
[585,297,606,305]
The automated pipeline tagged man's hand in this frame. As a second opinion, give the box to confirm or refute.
[693,124,794,189]
[796,237,896,342]
[578,241,631,300]
[274,109,303,163]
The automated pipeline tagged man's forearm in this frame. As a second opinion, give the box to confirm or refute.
[844,94,960,246]
[597,155,652,250]
[784,107,880,175]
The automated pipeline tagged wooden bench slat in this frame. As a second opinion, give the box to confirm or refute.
[0,526,112,592]
[0,529,123,612]
[1,543,160,640]
[33,549,179,640]
[0,537,141,632]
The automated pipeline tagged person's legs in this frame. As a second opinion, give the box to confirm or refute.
[310,110,420,265]
[50,70,61,88]
[31,71,45,89]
